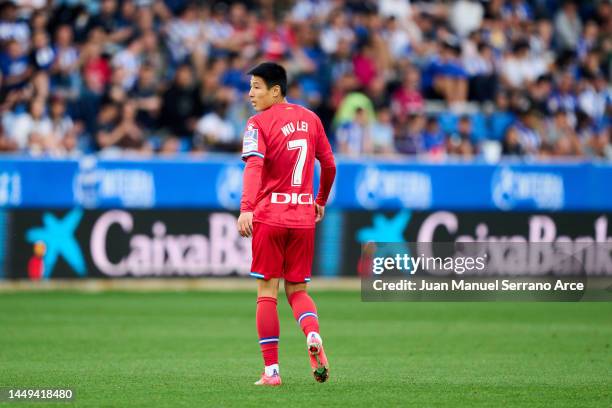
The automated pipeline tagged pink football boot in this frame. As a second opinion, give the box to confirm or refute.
[254,371,282,386]
[307,332,329,383]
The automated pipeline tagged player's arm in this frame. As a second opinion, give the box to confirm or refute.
[314,117,336,223]
[238,156,262,237]
[238,118,265,237]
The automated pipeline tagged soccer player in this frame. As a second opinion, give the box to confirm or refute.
[237,62,336,386]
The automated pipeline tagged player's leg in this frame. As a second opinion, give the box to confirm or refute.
[255,278,281,385]
[284,228,317,337]
[285,281,319,337]
[285,281,329,383]
[251,222,286,386]
[284,228,329,383]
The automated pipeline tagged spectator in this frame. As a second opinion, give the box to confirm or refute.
[328,37,355,86]
[352,42,378,89]
[200,59,225,112]
[140,29,167,82]
[94,103,118,149]
[528,75,553,115]
[334,91,376,128]
[336,107,373,156]
[159,64,202,139]
[221,54,251,94]
[286,81,307,107]
[576,110,597,146]
[228,2,255,55]
[80,38,112,93]
[547,71,578,119]
[96,101,149,153]
[29,30,55,73]
[87,0,133,46]
[448,115,475,157]
[129,63,161,133]
[433,41,468,105]
[422,116,446,155]
[382,16,412,60]
[0,122,17,152]
[119,0,138,33]
[320,10,355,56]
[29,8,50,28]
[395,113,426,155]
[292,23,326,107]
[502,126,524,156]
[0,39,32,94]
[501,0,533,22]
[578,74,609,124]
[490,91,516,141]
[194,100,237,152]
[554,0,582,51]
[164,3,207,66]
[0,2,30,47]
[579,48,604,79]
[107,65,129,105]
[111,36,142,90]
[391,66,424,118]
[49,96,80,155]
[207,3,236,57]
[530,19,554,58]
[544,110,582,156]
[366,76,390,111]
[577,20,599,61]
[10,98,52,152]
[50,24,80,100]
[464,42,497,102]
[134,5,156,36]
[369,108,395,154]
[75,70,105,139]
[510,108,543,156]
[258,14,292,62]
[584,124,611,159]
[501,40,548,88]
[291,0,334,23]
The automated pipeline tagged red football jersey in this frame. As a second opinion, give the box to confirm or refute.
[241,103,335,228]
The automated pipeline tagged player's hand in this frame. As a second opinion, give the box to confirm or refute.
[237,212,254,237]
[315,203,325,223]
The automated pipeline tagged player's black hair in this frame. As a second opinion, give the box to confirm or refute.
[247,62,287,96]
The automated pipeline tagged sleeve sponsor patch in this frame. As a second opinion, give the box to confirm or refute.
[242,127,259,153]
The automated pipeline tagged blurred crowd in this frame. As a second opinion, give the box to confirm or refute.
[0,0,610,160]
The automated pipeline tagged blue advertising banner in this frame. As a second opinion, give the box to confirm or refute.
[4,209,611,280]
[0,156,610,211]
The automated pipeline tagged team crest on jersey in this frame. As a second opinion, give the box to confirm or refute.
[243,126,258,152]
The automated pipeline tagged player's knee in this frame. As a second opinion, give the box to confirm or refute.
[257,278,279,298]
[284,281,307,302]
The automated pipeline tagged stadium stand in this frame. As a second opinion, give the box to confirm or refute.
[0,0,609,159]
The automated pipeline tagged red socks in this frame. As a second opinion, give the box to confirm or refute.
[288,290,320,336]
[256,292,320,368]
[256,297,279,366]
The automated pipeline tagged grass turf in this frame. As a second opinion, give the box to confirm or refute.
[0,291,610,407]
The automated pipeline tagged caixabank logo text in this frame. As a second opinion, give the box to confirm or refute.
[14,209,251,280]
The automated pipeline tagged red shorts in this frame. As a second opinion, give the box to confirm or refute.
[250,222,315,283]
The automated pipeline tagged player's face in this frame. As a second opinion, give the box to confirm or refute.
[249,76,277,111]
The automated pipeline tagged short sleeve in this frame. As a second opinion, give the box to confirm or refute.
[241,117,266,161]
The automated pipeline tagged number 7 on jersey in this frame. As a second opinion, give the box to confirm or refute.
[288,139,307,186]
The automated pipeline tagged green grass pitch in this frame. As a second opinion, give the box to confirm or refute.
[0,291,610,407]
